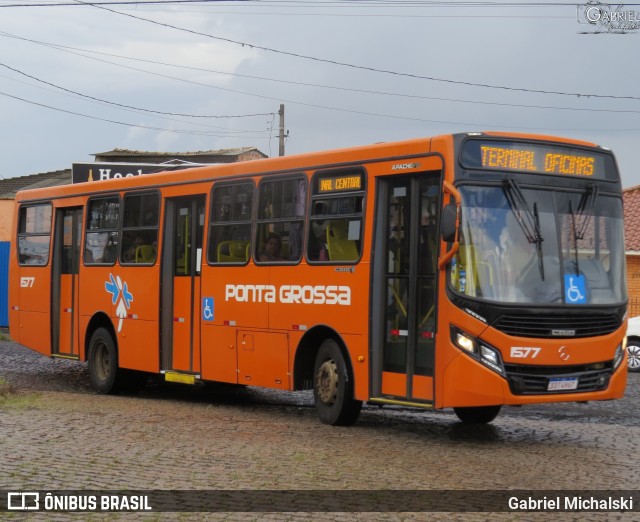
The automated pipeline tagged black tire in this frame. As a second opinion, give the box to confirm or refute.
[313,339,362,426]
[453,405,502,424]
[628,340,640,373]
[87,327,119,394]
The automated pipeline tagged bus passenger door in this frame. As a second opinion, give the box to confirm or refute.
[52,207,82,358]
[371,174,440,404]
[160,195,206,376]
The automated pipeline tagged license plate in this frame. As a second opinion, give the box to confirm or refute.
[547,377,578,391]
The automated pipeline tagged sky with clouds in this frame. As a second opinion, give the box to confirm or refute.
[0,1,638,187]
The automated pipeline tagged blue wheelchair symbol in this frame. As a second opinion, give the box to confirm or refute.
[564,275,587,304]
[202,297,214,321]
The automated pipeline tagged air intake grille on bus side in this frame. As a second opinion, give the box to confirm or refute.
[492,314,621,339]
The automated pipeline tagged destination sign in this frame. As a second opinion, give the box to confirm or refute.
[460,140,617,181]
[318,173,363,193]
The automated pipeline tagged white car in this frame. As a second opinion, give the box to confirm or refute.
[626,316,640,373]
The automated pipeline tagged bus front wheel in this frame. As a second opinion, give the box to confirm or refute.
[88,327,119,394]
[313,339,362,426]
[453,405,502,424]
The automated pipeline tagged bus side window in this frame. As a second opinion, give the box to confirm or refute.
[84,196,120,265]
[307,189,364,264]
[17,204,52,266]
[208,182,253,264]
[120,192,159,265]
[255,176,307,263]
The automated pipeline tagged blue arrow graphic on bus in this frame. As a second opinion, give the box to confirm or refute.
[105,273,120,304]
[121,282,133,309]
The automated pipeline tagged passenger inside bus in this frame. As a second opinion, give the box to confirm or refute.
[122,235,145,263]
[259,232,284,262]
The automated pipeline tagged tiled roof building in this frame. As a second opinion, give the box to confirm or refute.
[0,169,71,199]
[624,185,640,316]
[93,147,267,164]
[624,185,640,253]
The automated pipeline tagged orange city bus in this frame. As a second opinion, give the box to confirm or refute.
[8,132,628,425]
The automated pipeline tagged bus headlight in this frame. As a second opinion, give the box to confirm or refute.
[455,332,476,354]
[613,342,625,370]
[479,344,505,375]
[450,326,505,375]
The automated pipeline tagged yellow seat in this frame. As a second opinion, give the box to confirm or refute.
[217,240,250,263]
[326,221,358,262]
[135,245,156,263]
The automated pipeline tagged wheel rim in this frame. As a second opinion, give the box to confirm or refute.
[628,345,640,370]
[93,341,110,381]
[316,359,339,405]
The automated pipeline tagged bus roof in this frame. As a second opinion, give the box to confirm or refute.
[15,132,603,202]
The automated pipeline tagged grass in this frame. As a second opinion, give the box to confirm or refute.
[0,377,40,409]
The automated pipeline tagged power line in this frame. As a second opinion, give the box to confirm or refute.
[1,30,636,115]
[1,31,636,131]
[0,90,273,138]
[3,1,636,6]
[0,71,273,133]
[0,34,529,127]
[0,1,578,18]
[67,0,639,101]
[0,60,274,120]
[4,69,637,133]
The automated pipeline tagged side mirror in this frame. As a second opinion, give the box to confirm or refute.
[441,203,458,243]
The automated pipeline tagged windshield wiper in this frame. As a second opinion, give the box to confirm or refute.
[568,200,580,276]
[503,179,543,245]
[503,179,545,279]
[575,183,599,240]
[567,183,599,276]
[533,202,544,280]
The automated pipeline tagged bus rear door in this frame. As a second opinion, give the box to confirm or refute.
[371,173,441,404]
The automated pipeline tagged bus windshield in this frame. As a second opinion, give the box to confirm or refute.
[451,184,626,305]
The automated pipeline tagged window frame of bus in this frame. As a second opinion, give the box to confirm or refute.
[255,174,308,265]
[17,203,53,266]
[207,180,255,265]
[307,167,366,265]
[458,137,618,182]
[84,194,121,266]
[120,190,160,266]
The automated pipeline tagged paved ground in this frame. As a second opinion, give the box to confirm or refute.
[0,339,638,521]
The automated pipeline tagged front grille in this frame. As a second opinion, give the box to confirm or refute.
[504,362,612,395]
[493,313,620,339]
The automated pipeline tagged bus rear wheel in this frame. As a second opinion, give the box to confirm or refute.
[313,339,362,426]
[88,327,119,394]
[453,405,502,424]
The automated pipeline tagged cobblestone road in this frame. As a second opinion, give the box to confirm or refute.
[0,339,638,521]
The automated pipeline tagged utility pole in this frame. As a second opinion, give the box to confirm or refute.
[278,104,287,157]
